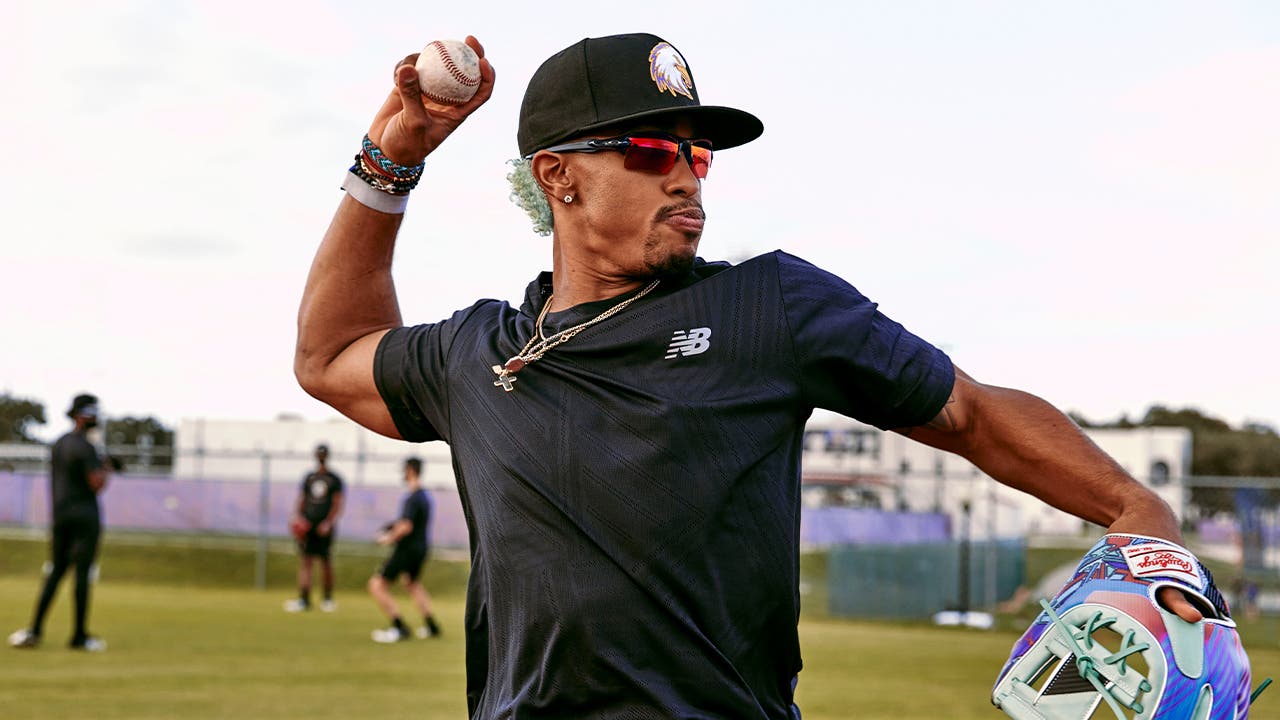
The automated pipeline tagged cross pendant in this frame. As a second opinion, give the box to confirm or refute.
[491,364,517,392]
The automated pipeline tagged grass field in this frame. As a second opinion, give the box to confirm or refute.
[1,533,1278,719]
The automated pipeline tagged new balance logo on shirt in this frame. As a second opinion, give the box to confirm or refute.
[665,328,711,359]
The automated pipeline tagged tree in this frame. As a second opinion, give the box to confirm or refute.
[1069,411,1134,429]
[1072,405,1280,515]
[1140,405,1233,435]
[105,416,175,470]
[0,393,46,443]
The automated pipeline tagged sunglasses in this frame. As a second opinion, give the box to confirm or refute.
[540,134,714,179]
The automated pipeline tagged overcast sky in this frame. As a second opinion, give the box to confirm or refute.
[2,1,1277,441]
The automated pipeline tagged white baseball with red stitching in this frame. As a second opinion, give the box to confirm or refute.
[414,39,481,106]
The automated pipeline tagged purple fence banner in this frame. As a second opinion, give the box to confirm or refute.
[5,472,952,550]
[0,471,471,549]
[800,506,951,547]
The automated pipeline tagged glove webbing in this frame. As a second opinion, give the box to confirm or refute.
[1039,599,1150,720]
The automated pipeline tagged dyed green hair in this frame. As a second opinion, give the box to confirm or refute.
[506,158,553,236]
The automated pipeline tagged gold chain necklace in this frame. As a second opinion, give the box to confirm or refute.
[491,279,661,392]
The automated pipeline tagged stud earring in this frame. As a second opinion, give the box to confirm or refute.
[563,195,573,204]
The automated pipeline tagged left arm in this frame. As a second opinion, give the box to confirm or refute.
[898,365,1200,621]
[897,366,1179,539]
[377,518,412,545]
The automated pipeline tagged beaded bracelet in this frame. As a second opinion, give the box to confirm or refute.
[351,154,417,194]
[360,147,422,182]
[359,150,398,180]
[363,155,420,187]
[361,135,425,179]
[342,136,423,214]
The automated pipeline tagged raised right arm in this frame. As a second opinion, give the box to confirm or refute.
[295,198,403,436]
[293,38,495,437]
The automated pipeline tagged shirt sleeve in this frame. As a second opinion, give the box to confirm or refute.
[776,251,955,430]
[399,494,418,522]
[374,298,488,443]
[78,438,103,471]
[375,301,503,442]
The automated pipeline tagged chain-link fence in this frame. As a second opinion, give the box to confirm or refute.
[815,472,1280,622]
[0,444,467,589]
[1184,474,1280,618]
[6,437,1277,615]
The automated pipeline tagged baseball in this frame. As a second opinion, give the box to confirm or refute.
[415,39,481,106]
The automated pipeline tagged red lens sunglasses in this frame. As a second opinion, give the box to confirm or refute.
[539,134,714,179]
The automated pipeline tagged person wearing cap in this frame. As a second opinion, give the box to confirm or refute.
[9,393,115,652]
[296,33,1196,718]
[284,443,345,613]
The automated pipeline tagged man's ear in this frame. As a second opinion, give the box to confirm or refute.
[530,151,572,203]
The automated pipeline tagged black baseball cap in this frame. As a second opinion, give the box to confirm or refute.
[517,33,763,157]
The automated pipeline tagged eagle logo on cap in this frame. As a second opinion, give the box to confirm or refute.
[649,42,694,100]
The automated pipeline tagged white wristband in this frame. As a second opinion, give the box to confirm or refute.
[341,171,410,214]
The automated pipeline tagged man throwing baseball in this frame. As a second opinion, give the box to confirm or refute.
[296,33,1214,719]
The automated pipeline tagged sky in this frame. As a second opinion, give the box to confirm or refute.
[2,1,1277,442]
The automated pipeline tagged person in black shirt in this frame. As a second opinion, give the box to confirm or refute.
[294,33,1206,718]
[9,393,116,652]
[369,456,441,643]
[284,443,345,612]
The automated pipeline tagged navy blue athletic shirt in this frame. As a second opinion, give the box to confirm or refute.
[397,487,432,555]
[374,251,954,719]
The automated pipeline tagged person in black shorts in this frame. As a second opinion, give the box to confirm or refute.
[369,456,441,643]
[9,393,117,652]
[284,443,345,612]
[294,33,1205,718]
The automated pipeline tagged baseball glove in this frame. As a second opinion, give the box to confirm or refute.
[992,534,1269,719]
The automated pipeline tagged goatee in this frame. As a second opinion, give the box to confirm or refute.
[646,252,696,281]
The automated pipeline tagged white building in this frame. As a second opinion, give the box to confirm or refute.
[171,411,1190,537]
[800,409,1191,538]
[173,416,453,488]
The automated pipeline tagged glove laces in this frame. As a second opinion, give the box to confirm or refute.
[1039,599,1151,719]
[1040,599,1275,717]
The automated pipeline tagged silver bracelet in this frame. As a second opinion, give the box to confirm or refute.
[341,171,410,214]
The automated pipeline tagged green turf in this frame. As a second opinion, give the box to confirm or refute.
[0,577,469,719]
[2,534,1278,718]
[0,529,470,596]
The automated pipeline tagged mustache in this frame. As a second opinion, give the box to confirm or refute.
[656,202,706,222]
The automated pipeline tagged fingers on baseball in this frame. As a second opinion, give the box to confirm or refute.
[395,53,420,77]
[395,63,430,116]
[461,35,497,108]
[470,56,496,106]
